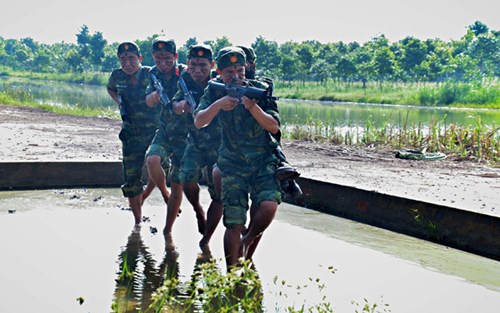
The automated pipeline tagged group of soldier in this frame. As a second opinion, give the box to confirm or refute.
[106,38,301,268]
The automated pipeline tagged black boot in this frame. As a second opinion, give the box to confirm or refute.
[276,163,300,181]
[286,179,303,199]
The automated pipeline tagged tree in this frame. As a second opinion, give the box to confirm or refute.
[296,43,315,82]
[353,47,374,87]
[76,25,108,70]
[101,44,119,72]
[336,56,356,84]
[183,37,198,49]
[468,33,499,76]
[33,46,52,72]
[373,46,396,84]
[204,36,232,56]
[89,31,107,67]
[179,37,199,64]
[280,55,299,81]
[0,37,7,67]
[76,25,92,59]
[469,21,489,37]
[253,36,281,78]
[399,36,428,82]
[64,48,83,72]
[310,59,332,84]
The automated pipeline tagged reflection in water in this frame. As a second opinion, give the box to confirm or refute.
[111,227,265,312]
[112,226,180,312]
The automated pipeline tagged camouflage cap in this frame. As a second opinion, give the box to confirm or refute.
[117,42,140,57]
[152,37,176,54]
[216,46,246,69]
[188,44,213,61]
[236,46,256,64]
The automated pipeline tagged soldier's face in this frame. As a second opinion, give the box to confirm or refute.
[119,52,142,75]
[153,51,178,74]
[187,58,214,83]
[219,65,246,85]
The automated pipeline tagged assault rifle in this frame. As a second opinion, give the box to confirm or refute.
[150,73,171,111]
[178,75,197,112]
[208,80,278,103]
[117,94,128,121]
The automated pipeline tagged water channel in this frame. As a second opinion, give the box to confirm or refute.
[1,77,499,130]
[1,188,499,313]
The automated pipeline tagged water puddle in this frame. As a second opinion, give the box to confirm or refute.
[1,188,499,312]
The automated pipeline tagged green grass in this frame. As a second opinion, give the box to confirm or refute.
[112,258,390,313]
[284,113,500,164]
[0,88,119,119]
[1,67,109,85]
[274,81,500,108]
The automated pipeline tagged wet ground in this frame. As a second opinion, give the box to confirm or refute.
[0,187,499,313]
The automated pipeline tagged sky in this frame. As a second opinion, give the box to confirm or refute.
[1,0,499,47]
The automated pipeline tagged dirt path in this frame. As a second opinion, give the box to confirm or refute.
[1,104,499,217]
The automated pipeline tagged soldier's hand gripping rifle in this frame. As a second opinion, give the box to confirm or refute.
[150,73,171,111]
[178,75,197,112]
[207,80,278,104]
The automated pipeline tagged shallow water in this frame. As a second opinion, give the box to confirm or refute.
[0,188,499,313]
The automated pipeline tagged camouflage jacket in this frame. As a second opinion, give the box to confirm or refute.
[173,72,220,150]
[196,78,280,159]
[147,65,188,139]
[107,66,160,131]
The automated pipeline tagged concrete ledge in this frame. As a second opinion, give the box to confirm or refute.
[0,161,123,190]
[293,177,500,261]
[1,161,498,260]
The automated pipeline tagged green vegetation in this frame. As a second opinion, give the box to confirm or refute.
[0,66,108,85]
[275,80,500,108]
[1,21,499,106]
[0,87,118,118]
[1,21,499,96]
[285,113,500,164]
[112,259,389,313]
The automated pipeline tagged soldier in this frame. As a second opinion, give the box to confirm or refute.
[237,45,302,199]
[167,44,222,249]
[194,46,282,268]
[107,42,159,224]
[143,37,189,234]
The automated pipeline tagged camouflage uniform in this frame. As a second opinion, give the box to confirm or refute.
[145,65,188,184]
[107,65,158,197]
[196,78,282,228]
[177,72,221,200]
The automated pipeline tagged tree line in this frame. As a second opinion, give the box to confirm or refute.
[0,21,498,84]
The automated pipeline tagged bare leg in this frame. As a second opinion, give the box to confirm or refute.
[141,179,156,204]
[129,194,143,225]
[163,182,183,235]
[243,202,260,260]
[183,182,206,235]
[146,155,170,204]
[199,199,223,249]
[240,200,278,260]
[224,225,245,269]
[212,166,222,199]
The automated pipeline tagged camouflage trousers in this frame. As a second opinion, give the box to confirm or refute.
[146,127,187,184]
[218,151,282,228]
[179,143,219,201]
[119,127,156,198]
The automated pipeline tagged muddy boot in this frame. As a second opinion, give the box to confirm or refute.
[276,163,300,181]
[286,179,303,199]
